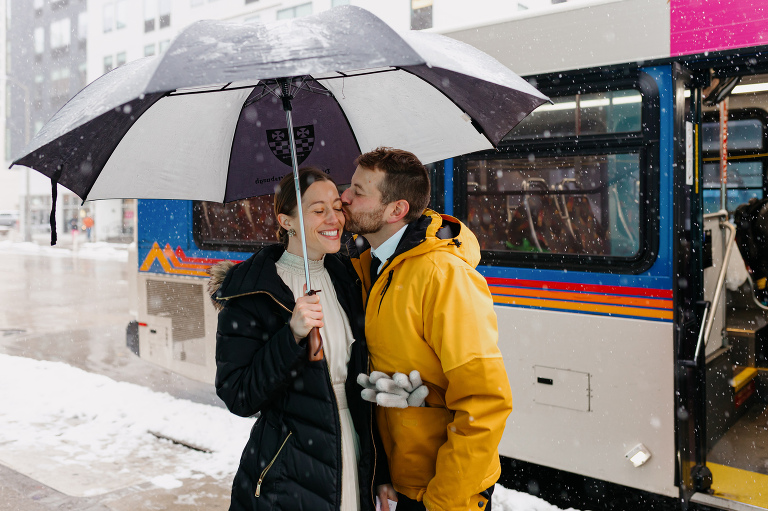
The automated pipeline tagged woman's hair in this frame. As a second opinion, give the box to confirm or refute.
[274,167,335,245]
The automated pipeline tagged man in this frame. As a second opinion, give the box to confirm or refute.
[340,147,513,511]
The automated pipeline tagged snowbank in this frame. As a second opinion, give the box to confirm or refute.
[0,353,581,509]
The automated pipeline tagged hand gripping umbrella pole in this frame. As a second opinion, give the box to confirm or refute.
[280,79,324,362]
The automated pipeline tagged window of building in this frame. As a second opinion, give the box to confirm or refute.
[244,14,261,22]
[159,0,171,28]
[104,55,114,74]
[158,39,170,53]
[5,85,11,118]
[144,0,156,32]
[6,128,12,161]
[277,3,312,19]
[116,51,126,67]
[116,0,128,29]
[518,3,529,10]
[144,43,156,57]
[104,2,115,32]
[78,11,88,40]
[34,74,44,104]
[34,27,45,54]
[331,0,349,5]
[50,18,72,49]
[245,0,259,4]
[78,62,87,87]
[50,66,71,103]
[411,0,432,30]
[34,120,43,135]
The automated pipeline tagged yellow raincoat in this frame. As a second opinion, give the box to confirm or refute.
[349,210,513,511]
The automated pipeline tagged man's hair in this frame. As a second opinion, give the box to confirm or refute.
[355,147,430,224]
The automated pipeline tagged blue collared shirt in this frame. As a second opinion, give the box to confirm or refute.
[368,224,408,275]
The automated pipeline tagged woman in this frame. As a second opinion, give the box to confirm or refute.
[208,168,379,511]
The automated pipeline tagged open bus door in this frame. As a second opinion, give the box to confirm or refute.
[684,66,768,510]
[671,63,713,509]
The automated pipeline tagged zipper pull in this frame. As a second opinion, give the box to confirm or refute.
[255,478,263,497]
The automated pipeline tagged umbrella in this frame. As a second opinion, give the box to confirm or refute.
[11,5,549,359]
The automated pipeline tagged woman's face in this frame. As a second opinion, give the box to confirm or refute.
[285,180,344,260]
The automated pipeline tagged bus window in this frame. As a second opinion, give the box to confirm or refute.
[466,153,640,257]
[192,196,277,251]
[506,89,642,139]
[701,109,767,214]
[702,161,763,213]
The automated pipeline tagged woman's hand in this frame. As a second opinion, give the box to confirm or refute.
[377,484,397,510]
[289,285,323,342]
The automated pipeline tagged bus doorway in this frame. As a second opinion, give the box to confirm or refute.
[693,72,768,509]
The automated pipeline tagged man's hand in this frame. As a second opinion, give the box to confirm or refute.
[376,484,397,511]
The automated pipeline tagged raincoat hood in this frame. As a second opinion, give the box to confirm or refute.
[348,209,481,288]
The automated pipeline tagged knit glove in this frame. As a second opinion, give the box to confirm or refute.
[357,370,429,408]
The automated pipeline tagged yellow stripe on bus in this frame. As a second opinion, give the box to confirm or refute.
[489,286,673,310]
[492,294,673,320]
[708,462,768,508]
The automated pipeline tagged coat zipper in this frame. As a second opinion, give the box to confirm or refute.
[217,290,292,314]
[255,431,292,497]
[324,360,344,509]
[368,352,377,510]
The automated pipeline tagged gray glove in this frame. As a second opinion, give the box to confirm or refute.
[357,370,429,408]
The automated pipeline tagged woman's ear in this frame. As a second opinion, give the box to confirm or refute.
[277,213,293,231]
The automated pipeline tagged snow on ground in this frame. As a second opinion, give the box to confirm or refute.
[0,239,129,262]
[0,353,582,510]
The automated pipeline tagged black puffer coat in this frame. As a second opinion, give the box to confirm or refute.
[209,245,382,511]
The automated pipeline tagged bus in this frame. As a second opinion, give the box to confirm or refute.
[130,0,768,508]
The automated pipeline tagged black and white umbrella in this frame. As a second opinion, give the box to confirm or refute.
[11,4,547,279]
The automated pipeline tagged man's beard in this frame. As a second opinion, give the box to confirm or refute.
[343,203,387,235]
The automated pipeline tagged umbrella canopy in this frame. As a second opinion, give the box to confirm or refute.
[11,5,548,204]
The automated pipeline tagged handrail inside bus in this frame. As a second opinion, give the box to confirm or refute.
[696,210,736,363]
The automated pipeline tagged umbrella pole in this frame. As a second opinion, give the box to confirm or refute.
[281,80,323,361]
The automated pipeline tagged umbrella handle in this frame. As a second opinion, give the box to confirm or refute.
[306,288,324,361]
[308,327,324,361]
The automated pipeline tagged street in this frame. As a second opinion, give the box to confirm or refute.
[0,246,233,511]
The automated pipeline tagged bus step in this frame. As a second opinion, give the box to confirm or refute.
[731,367,758,393]
[691,492,766,510]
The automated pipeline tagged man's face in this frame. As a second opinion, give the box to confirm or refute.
[340,166,388,235]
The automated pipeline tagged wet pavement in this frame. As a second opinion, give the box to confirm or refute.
[0,249,230,510]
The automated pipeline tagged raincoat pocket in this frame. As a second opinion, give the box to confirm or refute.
[255,418,292,498]
[382,405,453,489]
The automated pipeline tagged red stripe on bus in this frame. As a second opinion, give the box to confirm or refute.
[485,277,673,299]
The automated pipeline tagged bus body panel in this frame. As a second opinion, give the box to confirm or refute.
[495,305,677,498]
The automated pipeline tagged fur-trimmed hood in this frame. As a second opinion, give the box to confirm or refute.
[206,260,235,312]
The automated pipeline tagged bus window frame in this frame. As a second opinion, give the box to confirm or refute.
[453,71,661,274]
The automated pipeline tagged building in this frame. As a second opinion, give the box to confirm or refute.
[5,0,89,242]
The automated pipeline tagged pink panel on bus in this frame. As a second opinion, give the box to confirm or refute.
[670,0,768,57]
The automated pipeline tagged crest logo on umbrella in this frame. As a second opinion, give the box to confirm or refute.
[267,125,315,166]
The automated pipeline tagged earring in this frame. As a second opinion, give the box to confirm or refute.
[287,229,296,237]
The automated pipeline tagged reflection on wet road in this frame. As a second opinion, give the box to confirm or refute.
[0,251,218,406]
